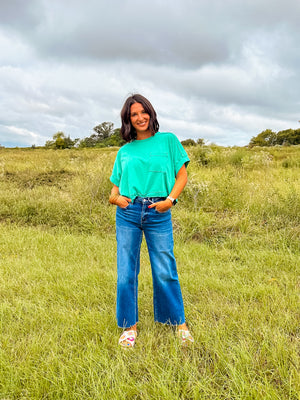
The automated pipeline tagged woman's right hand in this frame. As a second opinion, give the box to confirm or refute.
[116,195,132,208]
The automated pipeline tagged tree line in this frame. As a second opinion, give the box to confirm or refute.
[43,123,300,150]
[248,128,300,147]
[180,128,300,147]
[45,122,125,149]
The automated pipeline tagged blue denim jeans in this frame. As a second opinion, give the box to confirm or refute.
[116,196,185,328]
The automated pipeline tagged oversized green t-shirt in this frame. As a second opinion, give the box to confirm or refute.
[110,132,190,200]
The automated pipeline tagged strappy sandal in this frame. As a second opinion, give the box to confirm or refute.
[178,329,194,346]
[118,330,137,348]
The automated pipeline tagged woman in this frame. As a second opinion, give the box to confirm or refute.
[109,94,194,348]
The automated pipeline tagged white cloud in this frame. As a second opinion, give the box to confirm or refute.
[0,125,45,147]
[5,125,41,139]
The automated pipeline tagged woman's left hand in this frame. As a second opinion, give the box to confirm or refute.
[148,199,172,213]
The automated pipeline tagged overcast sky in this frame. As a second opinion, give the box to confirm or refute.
[0,0,299,147]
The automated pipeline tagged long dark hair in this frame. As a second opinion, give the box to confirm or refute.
[120,94,159,142]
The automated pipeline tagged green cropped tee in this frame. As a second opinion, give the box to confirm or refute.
[110,132,190,201]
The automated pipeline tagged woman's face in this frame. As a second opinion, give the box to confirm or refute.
[130,102,150,135]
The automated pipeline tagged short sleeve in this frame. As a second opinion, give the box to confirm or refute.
[110,150,122,186]
[170,134,190,176]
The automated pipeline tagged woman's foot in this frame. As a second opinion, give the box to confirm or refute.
[177,323,194,346]
[118,325,137,348]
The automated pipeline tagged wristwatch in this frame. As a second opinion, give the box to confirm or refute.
[167,196,177,206]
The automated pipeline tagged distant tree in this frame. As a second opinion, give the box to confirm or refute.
[249,129,277,147]
[45,138,55,149]
[79,123,125,148]
[102,128,125,147]
[54,132,66,149]
[45,132,76,149]
[197,138,205,146]
[277,129,300,145]
[78,134,98,148]
[276,129,292,145]
[294,128,300,144]
[93,122,114,141]
[181,138,197,146]
[249,128,300,147]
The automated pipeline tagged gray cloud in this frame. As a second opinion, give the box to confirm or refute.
[0,0,300,147]
[4,0,298,68]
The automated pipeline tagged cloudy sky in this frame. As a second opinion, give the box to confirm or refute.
[0,0,299,147]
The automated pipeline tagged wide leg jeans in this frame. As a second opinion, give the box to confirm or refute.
[116,197,185,328]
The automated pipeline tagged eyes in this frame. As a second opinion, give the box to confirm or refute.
[131,110,148,117]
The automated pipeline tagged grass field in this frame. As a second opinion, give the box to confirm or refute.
[0,145,299,399]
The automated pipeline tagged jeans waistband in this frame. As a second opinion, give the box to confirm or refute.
[133,196,166,204]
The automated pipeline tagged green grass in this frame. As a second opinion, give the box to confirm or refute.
[0,146,299,399]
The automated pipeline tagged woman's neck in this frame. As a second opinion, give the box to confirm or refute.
[136,130,152,140]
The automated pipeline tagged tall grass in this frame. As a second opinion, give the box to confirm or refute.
[1,146,299,240]
[0,148,116,232]
[0,145,299,399]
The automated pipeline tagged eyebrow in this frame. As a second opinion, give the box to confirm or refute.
[130,108,146,115]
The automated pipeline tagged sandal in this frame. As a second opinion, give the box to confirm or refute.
[119,330,137,348]
[178,329,194,346]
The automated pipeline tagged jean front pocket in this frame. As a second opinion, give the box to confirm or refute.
[155,208,171,214]
[118,202,131,211]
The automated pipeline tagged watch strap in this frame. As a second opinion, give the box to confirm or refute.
[167,196,177,206]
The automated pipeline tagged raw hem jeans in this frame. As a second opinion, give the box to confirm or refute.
[116,197,185,328]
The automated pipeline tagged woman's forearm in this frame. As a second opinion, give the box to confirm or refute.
[109,185,131,207]
[169,164,188,200]
[110,185,119,195]
[149,164,188,212]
